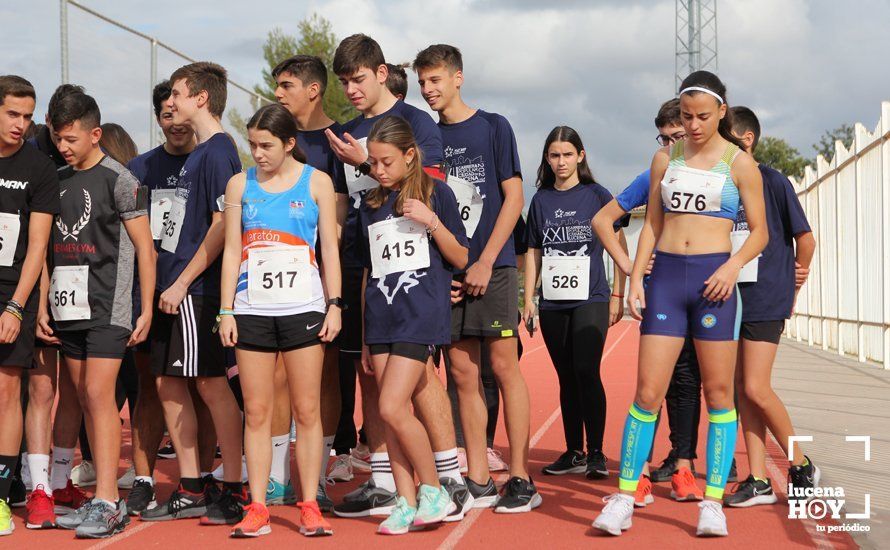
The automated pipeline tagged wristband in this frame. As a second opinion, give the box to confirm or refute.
[611,294,624,299]
[427,214,440,234]
[218,308,235,316]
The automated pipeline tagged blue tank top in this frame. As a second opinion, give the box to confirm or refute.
[234,165,324,316]
[661,141,740,221]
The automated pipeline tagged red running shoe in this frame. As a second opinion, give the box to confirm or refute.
[231,502,270,538]
[671,467,704,501]
[26,486,56,529]
[634,475,655,508]
[53,480,89,515]
[299,501,332,537]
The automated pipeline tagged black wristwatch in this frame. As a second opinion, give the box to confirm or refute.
[357,160,372,176]
[327,297,347,310]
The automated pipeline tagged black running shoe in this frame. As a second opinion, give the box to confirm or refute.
[441,477,474,522]
[787,456,820,501]
[724,475,778,508]
[332,478,397,518]
[140,488,207,521]
[9,475,26,508]
[542,450,586,476]
[75,499,130,539]
[203,474,221,504]
[466,477,498,509]
[200,486,248,525]
[494,477,542,514]
[126,479,156,516]
[586,450,609,479]
[157,441,176,460]
[650,453,678,483]
[728,458,738,483]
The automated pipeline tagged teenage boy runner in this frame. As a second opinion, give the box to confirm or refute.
[47,89,155,538]
[724,106,817,507]
[0,75,60,536]
[142,62,246,524]
[271,54,349,510]
[413,44,537,512]
[123,80,198,515]
[327,34,472,519]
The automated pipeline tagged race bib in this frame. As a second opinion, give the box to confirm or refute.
[160,195,186,253]
[446,175,483,238]
[49,265,91,321]
[661,165,725,213]
[368,217,431,278]
[247,246,312,305]
[150,189,176,241]
[731,230,760,283]
[542,255,590,301]
[0,212,21,267]
[344,137,379,197]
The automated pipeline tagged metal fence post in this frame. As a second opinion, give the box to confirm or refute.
[60,0,69,84]
[149,39,158,149]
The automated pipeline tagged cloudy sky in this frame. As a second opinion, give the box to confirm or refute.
[6,0,890,196]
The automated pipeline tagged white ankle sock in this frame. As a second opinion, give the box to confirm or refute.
[50,447,75,491]
[270,434,291,485]
[434,448,464,484]
[370,452,396,493]
[319,435,334,484]
[28,454,51,494]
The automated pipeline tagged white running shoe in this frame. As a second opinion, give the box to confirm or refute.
[328,454,354,482]
[696,500,728,537]
[212,456,249,483]
[70,460,97,487]
[591,493,634,536]
[486,448,508,472]
[117,464,136,489]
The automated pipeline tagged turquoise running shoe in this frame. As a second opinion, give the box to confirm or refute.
[266,479,297,505]
[413,484,454,527]
[377,497,416,535]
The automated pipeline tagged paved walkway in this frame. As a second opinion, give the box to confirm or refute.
[773,339,890,549]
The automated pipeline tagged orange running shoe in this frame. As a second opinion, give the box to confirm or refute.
[670,467,704,501]
[231,502,270,538]
[298,501,332,537]
[634,475,655,508]
[53,479,88,515]
[26,486,56,529]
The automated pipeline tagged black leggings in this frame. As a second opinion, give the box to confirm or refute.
[540,301,609,453]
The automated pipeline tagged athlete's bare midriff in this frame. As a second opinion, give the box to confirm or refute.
[657,212,733,255]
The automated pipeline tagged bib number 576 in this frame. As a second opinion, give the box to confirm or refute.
[669,191,706,211]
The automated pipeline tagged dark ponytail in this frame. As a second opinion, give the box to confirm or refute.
[678,71,745,150]
[246,103,307,163]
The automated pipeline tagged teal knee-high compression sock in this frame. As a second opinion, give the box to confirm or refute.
[618,403,658,492]
[705,408,738,499]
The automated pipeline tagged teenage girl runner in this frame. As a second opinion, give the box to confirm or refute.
[357,115,468,535]
[522,126,623,479]
[218,103,342,538]
[593,70,767,537]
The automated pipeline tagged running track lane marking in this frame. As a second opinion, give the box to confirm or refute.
[87,519,155,549]
[437,321,636,550]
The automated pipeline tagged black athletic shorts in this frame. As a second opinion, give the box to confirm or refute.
[740,320,785,345]
[151,293,226,377]
[235,311,325,352]
[58,324,130,360]
[451,266,519,340]
[335,266,363,356]
[369,342,436,364]
[0,307,37,368]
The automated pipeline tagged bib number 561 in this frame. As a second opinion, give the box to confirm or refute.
[53,289,78,307]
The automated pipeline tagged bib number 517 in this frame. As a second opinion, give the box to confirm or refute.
[262,271,300,289]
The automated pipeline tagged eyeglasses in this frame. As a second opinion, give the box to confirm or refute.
[656,132,687,147]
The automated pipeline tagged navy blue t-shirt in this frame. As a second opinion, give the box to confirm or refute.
[340,101,443,269]
[527,182,613,310]
[440,110,521,270]
[156,133,241,296]
[616,169,650,212]
[297,123,347,194]
[358,180,468,346]
[736,164,811,322]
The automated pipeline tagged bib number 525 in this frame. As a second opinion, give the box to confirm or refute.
[669,191,706,212]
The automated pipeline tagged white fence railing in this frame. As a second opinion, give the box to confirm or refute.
[786,101,890,370]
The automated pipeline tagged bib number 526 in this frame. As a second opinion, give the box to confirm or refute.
[551,274,579,289]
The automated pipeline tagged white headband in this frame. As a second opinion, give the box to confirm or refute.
[679,86,724,104]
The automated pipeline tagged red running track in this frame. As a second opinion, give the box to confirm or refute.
[4,320,857,549]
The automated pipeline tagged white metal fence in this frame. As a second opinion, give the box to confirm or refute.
[59,0,269,155]
[786,101,890,370]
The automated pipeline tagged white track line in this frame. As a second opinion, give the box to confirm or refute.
[87,519,156,549]
[438,321,635,550]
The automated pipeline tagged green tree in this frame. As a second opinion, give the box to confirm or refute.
[755,136,810,179]
[812,123,854,160]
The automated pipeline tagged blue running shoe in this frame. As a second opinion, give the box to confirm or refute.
[266,480,297,506]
